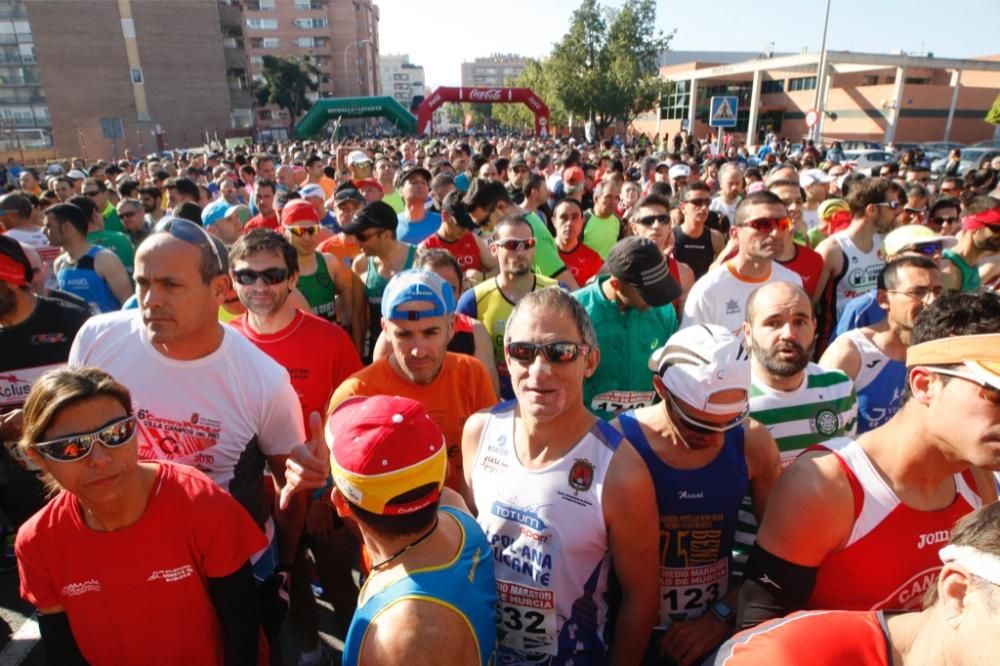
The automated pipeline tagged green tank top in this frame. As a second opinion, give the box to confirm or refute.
[942,249,981,292]
[363,244,417,362]
[297,252,337,322]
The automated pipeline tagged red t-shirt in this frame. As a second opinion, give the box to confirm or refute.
[559,243,604,285]
[244,212,279,232]
[778,243,825,299]
[420,231,482,272]
[230,310,362,437]
[16,462,266,666]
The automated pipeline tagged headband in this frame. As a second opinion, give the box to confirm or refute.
[0,253,28,286]
[906,334,1000,367]
[939,544,1000,586]
[961,207,1000,232]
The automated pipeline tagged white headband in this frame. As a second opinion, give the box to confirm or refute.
[939,544,1000,586]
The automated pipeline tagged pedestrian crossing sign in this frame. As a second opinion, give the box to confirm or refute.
[710,96,738,128]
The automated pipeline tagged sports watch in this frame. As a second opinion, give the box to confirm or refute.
[709,599,736,625]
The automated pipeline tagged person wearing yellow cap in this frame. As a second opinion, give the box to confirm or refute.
[738,290,1000,631]
[328,395,497,666]
[807,198,851,249]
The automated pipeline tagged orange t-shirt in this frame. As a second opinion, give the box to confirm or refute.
[317,234,361,271]
[328,353,498,489]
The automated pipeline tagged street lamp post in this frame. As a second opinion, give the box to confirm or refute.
[812,0,832,143]
[343,38,371,97]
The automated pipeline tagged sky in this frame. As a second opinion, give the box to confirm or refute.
[375,0,1000,89]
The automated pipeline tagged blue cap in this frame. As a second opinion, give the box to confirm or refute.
[381,269,456,321]
[201,198,230,227]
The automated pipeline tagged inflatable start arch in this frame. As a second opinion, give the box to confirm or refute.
[416,87,550,136]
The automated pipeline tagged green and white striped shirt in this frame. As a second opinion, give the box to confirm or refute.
[733,363,858,576]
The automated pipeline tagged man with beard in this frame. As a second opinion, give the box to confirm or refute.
[940,197,1000,292]
[731,281,858,576]
[138,186,165,227]
[820,256,941,433]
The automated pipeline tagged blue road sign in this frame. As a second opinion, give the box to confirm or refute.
[709,96,738,128]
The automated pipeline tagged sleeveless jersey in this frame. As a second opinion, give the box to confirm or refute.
[829,231,884,319]
[558,242,604,286]
[843,329,906,433]
[942,249,981,292]
[363,244,417,362]
[449,313,476,356]
[715,610,891,665]
[296,252,338,323]
[807,437,982,611]
[618,412,748,628]
[421,231,483,272]
[56,246,119,314]
[672,225,716,279]
[471,402,621,664]
[342,507,497,666]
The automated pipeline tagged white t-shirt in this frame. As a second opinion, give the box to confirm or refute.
[682,261,803,334]
[69,310,305,527]
[710,197,739,227]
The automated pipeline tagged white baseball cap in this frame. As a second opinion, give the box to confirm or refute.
[347,150,371,167]
[800,169,833,188]
[668,164,691,180]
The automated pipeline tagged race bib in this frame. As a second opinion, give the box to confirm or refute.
[590,390,655,414]
[496,580,558,656]
[659,559,728,626]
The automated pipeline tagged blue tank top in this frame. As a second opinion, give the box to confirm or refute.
[618,411,749,626]
[342,507,497,666]
[56,246,120,314]
[845,329,907,433]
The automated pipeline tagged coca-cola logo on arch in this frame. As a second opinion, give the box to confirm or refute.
[468,88,503,102]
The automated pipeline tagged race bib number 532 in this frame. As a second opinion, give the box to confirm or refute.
[496,580,558,656]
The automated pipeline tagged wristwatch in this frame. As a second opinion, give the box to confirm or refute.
[709,600,735,625]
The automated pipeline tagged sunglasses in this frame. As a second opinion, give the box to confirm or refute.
[901,241,942,256]
[232,267,290,286]
[665,391,748,434]
[635,213,671,227]
[158,217,226,273]
[494,238,536,251]
[120,210,140,218]
[354,229,382,242]
[684,198,711,207]
[284,224,321,237]
[876,200,902,210]
[904,207,927,215]
[932,215,958,225]
[923,367,1000,406]
[33,414,137,462]
[83,190,101,197]
[740,216,792,233]
[506,341,590,364]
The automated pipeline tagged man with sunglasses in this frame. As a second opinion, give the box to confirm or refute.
[611,324,781,665]
[456,215,560,399]
[814,178,895,348]
[940,196,1000,293]
[116,197,151,249]
[82,178,125,234]
[462,287,660,665]
[684,191,803,334]
[739,290,1000,630]
[673,181,727,280]
[628,194,695,314]
[767,180,825,299]
[68,216,309,649]
[926,196,961,236]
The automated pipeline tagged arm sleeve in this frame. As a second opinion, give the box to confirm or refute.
[15,530,60,610]
[455,289,477,319]
[736,542,819,630]
[206,563,261,666]
[37,612,89,666]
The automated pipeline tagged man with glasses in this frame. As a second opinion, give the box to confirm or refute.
[739,290,1000,629]
[462,287,659,665]
[937,176,963,202]
[683,191,803,334]
[673,181,727,280]
[456,215,559,399]
[116,197,151,248]
[940,196,1000,293]
[81,178,125,234]
[611,324,780,664]
[346,201,418,363]
[629,194,696,314]
[926,196,961,236]
[767,180,825,299]
[901,183,930,227]
[68,216,308,653]
[396,166,441,245]
[821,256,942,432]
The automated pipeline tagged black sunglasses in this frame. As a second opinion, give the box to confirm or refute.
[506,341,590,364]
[635,213,671,227]
[232,267,290,286]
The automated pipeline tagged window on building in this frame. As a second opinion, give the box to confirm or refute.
[905,77,930,85]
[393,73,406,81]
[222,37,237,49]
[294,0,324,7]
[130,67,143,84]
[257,0,276,9]
[787,76,817,92]
[659,80,690,120]
[295,37,315,48]
[121,18,135,39]
[761,80,784,94]
[294,17,328,29]
[261,38,279,49]
[246,18,278,30]
[249,55,263,66]
[862,75,879,86]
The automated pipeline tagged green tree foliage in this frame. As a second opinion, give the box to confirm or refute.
[254,55,320,134]
[547,0,672,133]
[493,59,569,132]
[987,94,1000,126]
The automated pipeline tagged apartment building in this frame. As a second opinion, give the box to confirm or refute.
[460,53,527,88]
[379,54,424,109]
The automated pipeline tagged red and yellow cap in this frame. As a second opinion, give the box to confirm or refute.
[327,396,447,515]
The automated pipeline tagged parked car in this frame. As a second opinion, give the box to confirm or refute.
[842,149,897,171]
[922,142,964,153]
[971,140,1000,149]
[833,140,883,152]
[957,148,1000,174]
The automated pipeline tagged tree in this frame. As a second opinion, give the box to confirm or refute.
[254,55,320,135]
[492,59,569,132]
[547,0,672,134]
[987,93,1000,126]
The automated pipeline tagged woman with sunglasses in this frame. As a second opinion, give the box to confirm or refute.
[611,325,781,665]
[15,366,267,665]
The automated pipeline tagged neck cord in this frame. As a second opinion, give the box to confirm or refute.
[369,516,439,572]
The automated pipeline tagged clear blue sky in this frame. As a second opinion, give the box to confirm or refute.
[376,0,1000,89]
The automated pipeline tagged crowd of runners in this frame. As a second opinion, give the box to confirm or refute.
[2,130,1000,665]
